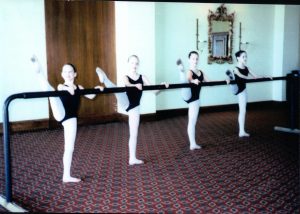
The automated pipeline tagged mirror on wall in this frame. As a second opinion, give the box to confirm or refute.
[208,4,234,64]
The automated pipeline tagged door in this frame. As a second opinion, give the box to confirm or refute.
[45,0,118,127]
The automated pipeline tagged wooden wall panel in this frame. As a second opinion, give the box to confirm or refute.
[45,0,117,126]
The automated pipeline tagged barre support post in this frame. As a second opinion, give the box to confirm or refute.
[2,95,18,203]
[274,71,300,134]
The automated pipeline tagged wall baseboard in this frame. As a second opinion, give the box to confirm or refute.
[0,101,287,134]
[0,119,50,134]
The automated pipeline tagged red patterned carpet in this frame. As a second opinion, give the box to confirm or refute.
[0,105,299,213]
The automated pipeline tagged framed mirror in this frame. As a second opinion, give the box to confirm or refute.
[208,4,234,64]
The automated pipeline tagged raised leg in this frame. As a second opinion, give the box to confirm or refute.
[180,70,192,101]
[31,55,65,121]
[96,67,129,111]
[177,59,191,101]
[226,70,239,95]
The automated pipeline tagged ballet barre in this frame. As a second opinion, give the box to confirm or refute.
[4,76,287,101]
[0,75,290,205]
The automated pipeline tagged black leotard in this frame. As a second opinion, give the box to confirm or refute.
[59,85,81,123]
[185,70,204,103]
[234,66,249,95]
[125,75,144,112]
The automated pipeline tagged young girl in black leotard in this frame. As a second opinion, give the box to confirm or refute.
[177,51,210,150]
[230,50,271,137]
[31,55,103,182]
[96,55,168,165]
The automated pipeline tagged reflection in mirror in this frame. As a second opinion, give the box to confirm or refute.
[212,32,228,57]
[208,4,234,64]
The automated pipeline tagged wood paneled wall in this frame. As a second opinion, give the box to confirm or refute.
[45,0,117,127]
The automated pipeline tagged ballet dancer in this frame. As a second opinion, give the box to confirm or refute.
[30,55,103,182]
[227,50,271,137]
[176,51,210,150]
[96,55,168,165]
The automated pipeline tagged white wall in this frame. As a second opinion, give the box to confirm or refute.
[272,5,285,101]
[115,2,300,111]
[0,0,48,122]
[272,5,300,101]
[1,1,299,123]
[282,5,300,72]
[155,3,278,110]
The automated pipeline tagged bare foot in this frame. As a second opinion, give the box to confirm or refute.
[63,176,81,183]
[190,144,202,150]
[129,159,144,166]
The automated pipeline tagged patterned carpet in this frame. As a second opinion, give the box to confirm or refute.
[0,104,299,213]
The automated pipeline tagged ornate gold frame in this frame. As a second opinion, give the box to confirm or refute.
[207,4,235,64]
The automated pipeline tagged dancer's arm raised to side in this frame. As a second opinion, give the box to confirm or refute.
[202,71,210,82]
[123,75,143,90]
[141,75,169,95]
[248,67,272,80]
[78,85,103,99]
[57,84,76,95]
[57,80,103,98]
[248,67,259,79]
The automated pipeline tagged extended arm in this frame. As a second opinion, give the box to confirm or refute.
[202,71,210,82]
[57,84,75,95]
[142,75,169,95]
[248,68,272,80]
[123,75,143,90]
[78,85,103,99]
